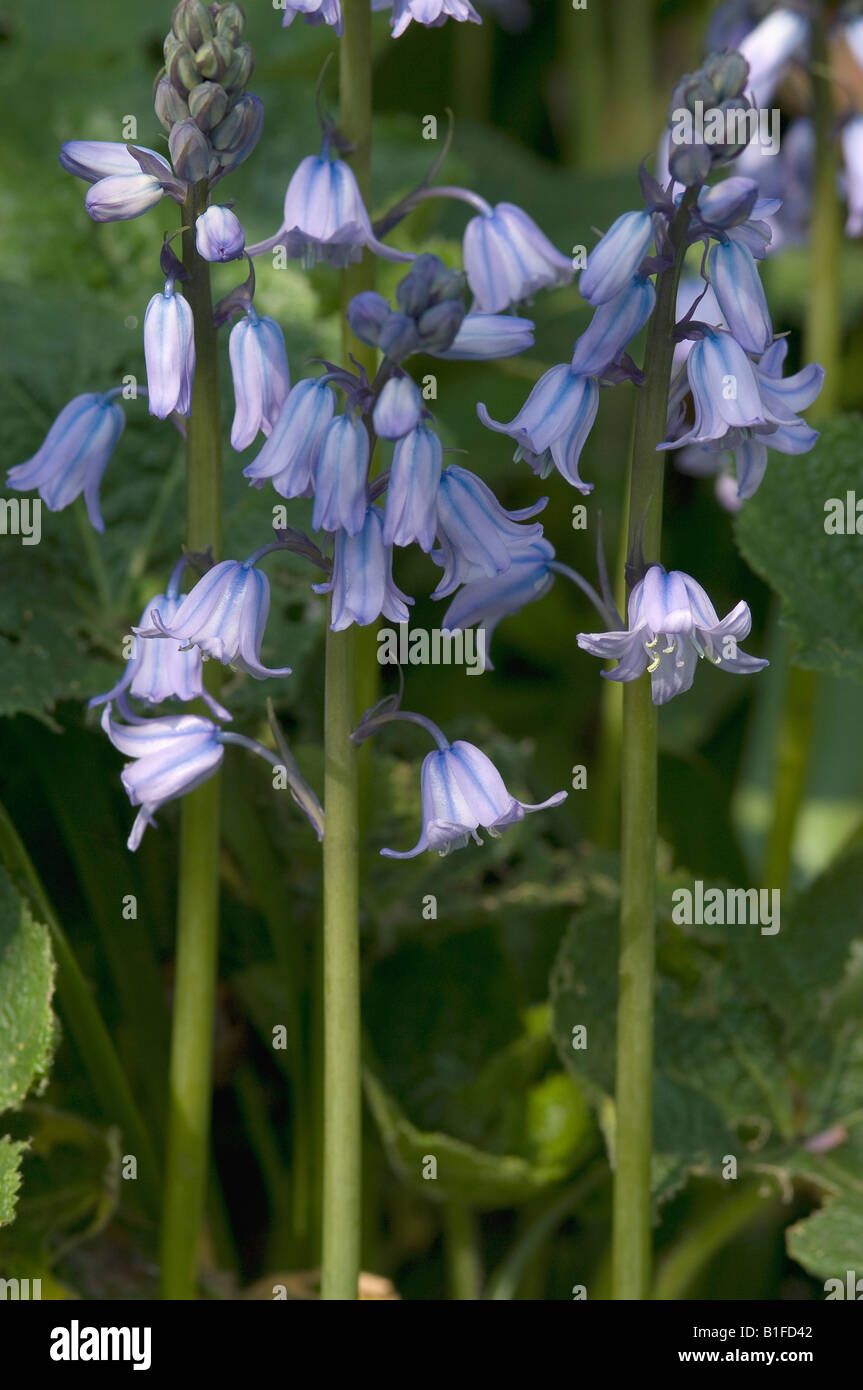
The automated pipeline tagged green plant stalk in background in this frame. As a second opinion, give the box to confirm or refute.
[763,10,840,893]
[320,0,375,1302]
[613,189,696,1300]
[160,179,224,1300]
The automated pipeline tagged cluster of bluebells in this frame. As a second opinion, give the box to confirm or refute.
[9,5,826,855]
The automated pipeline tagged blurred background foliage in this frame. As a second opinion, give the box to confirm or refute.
[1,0,863,1300]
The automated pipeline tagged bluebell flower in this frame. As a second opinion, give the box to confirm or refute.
[138,556,292,680]
[462,201,573,312]
[478,364,598,492]
[244,377,335,498]
[195,205,246,261]
[245,151,411,267]
[440,537,556,668]
[372,375,422,440]
[313,506,412,630]
[577,564,768,705]
[101,705,224,851]
[7,391,124,533]
[60,140,174,222]
[570,275,656,375]
[59,140,172,183]
[659,329,782,450]
[229,310,291,452]
[381,738,565,858]
[708,238,772,355]
[430,311,534,359]
[696,176,759,231]
[431,465,546,598]
[737,7,809,107]
[579,210,654,306]
[85,173,168,223]
[383,422,443,551]
[144,280,196,419]
[281,0,343,35]
[89,587,231,720]
[311,413,370,536]
[388,0,481,39]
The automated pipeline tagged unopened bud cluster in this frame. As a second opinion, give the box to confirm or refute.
[348,254,467,362]
[155,0,262,181]
[668,50,751,186]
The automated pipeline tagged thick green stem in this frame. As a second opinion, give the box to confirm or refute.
[319,0,375,1302]
[651,1183,776,1300]
[762,12,840,892]
[613,189,696,1301]
[443,1201,483,1300]
[160,181,223,1300]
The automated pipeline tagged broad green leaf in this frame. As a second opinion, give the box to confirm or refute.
[734,415,863,680]
[0,869,55,1112]
[363,1068,581,1209]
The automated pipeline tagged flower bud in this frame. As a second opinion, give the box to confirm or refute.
[697,176,758,229]
[188,80,229,131]
[373,375,422,441]
[378,311,420,361]
[222,43,254,94]
[85,173,166,222]
[396,253,445,316]
[703,50,749,102]
[668,72,715,121]
[669,141,712,188]
[169,118,212,182]
[154,74,190,130]
[346,291,391,347]
[195,204,245,261]
[171,0,214,50]
[195,36,233,82]
[415,300,465,353]
[211,94,263,170]
[144,283,196,419]
[166,42,200,98]
[216,4,245,44]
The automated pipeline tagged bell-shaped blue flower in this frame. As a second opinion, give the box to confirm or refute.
[577,564,768,705]
[432,465,546,598]
[60,140,172,183]
[388,0,481,38]
[570,276,656,375]
[244,377,335,498]
[138,556,292,680]
[85,173,167,223]
[659,329,782,450]
[579,210,654,305]
[708,238,772,355]
[372,375,422,441]
[313,506,413,630]
[195,205,246,262]
[311,413,370,536]
[7,391,124,533]
[383,422,443,551]
[229,310,291,452]
[440,537,556,668]
[696,177,759,231]
[478,364,599,493]
[281,0,343,34]
[246,151,410,267]
[102,705,225,851]
[462,201,573,312]
[431,312,534,360]
[381,738,565,859]
[144,280,196,419]
[89,586,231,720]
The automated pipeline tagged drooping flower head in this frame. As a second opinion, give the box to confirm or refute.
[314,506,412,631]
[462,200,573,313]
[102,705,225,851]
[478,365,599,493]
[195,204,246,261]
[577,564,768,705]
[383,421,443,552]
[439,537,556,667]
[244,376,335,497]
[229,309,291,451]
[7,390,125,533]
[143,279,196,419]
[382,737,566,858]
[431,465,547,597]
[137,552,291,680]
